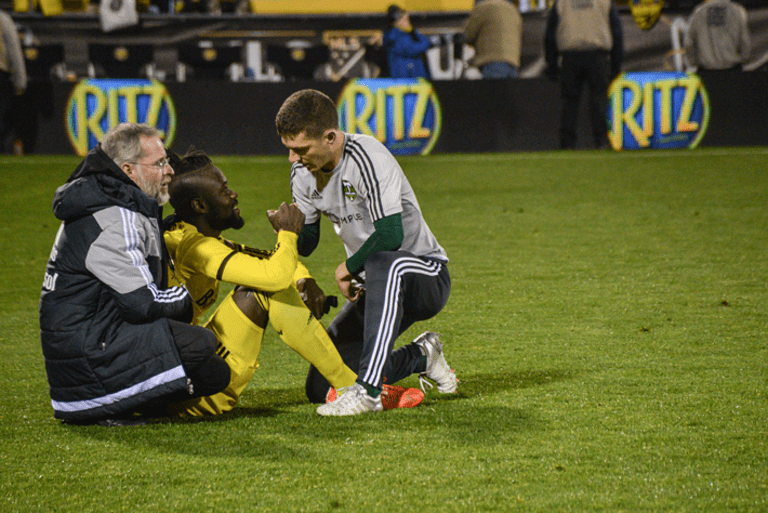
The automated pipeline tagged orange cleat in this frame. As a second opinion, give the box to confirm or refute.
[326,384,424,410]
[380,384,424,410]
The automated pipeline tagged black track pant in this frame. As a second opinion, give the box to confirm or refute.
[559,50,611,149]
[167,319,231,399]
[305,251,450,402]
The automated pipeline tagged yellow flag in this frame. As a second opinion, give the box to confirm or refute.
[630,0,665,30]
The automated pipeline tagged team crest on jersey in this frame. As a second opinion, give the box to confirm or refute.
[631,0,665,30]
[342,180,357,201]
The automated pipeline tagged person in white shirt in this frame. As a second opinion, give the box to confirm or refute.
[275,89,458,416]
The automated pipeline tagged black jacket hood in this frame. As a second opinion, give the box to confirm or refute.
[52,144,160,222]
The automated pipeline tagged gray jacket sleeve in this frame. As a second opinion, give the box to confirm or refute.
[86,207,192,324]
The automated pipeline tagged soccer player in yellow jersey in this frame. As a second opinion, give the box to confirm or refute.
[163,148,423,415]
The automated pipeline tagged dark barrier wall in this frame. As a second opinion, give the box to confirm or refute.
[30,72,768,156]
[167,79,564,154]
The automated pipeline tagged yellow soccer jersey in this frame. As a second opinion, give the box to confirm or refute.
[165,221,311,325]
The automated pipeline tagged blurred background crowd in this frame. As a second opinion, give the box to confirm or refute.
[1,0,765,154]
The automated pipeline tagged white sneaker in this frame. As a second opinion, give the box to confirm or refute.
[317,383,383,416]
[414,332,458,393]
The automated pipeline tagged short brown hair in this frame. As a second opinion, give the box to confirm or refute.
[275,89,339,139]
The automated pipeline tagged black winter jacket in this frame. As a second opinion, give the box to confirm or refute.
[39,144,192,421]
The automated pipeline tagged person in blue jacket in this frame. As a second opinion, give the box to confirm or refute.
[382,5,433,79]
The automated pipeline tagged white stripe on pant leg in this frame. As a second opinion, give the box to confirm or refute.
[369,258,439,378]
[362,257,442,385]
[375,258,442,357]
[362,259,405,384]
[366,278,402,383]
[374,259,441,358]
[365,258,442,382]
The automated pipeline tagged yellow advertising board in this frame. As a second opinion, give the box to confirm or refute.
[248,0,473,14]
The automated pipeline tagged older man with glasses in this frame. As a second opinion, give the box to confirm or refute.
[39,122,231,427]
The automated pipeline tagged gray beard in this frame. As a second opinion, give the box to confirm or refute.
[135,174,169,205]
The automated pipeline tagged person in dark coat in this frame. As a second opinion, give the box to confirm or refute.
[544,0,624,149]
[39,123,230,426]
[382,4,433,79]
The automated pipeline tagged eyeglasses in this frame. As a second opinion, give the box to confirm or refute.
[130,157,170,170]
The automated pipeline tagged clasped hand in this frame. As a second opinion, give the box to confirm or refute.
[335,261,363,302]
[267,202,305,235]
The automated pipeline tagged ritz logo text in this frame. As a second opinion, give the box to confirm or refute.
[608,72,709,150]
[66,79,177,156]
[338,78,442,156]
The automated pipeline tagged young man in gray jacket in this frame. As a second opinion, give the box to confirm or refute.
[275,89,458,416]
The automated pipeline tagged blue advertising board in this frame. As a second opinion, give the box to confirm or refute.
[608,72,710,150]
[337,78,441,156]
[66,79,176,156]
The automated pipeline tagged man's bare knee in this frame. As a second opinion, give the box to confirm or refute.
[232,287,268,328]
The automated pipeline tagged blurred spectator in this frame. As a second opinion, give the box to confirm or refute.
[382,4,432,79]
[685,0,750,78]
[0,9,26,154]
[544,0,623,149]
[464,0,523,79]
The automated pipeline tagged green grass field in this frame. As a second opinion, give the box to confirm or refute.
[1,148,766,512]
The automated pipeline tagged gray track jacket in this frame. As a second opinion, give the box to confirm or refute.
[39,145,192,422]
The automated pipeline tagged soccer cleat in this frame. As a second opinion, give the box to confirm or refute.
[317,383,383,416]
[326,384,424,410]
[380,385,424,410]
[414,331,458,393]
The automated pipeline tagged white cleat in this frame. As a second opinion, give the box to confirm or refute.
[317,383,383,416]
[414,331,458,393]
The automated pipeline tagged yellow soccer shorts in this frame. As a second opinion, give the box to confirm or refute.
[174,290,265,416]
[173,286,356,417]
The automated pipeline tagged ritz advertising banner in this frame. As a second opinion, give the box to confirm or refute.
[338,78,442,156]
[66,79,176,156]
[608,72,710,151]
